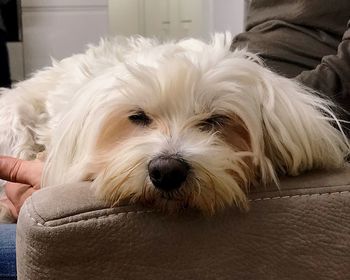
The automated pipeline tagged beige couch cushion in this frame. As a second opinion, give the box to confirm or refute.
[16,166,350,280]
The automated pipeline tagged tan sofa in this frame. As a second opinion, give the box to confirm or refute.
[16,166,350,280]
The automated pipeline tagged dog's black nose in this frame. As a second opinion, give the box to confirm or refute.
[148,156,189,191]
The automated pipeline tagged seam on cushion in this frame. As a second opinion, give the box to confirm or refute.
[25,205,155,227]
[27,196,46,224]
[25,191,350,227]
[249,190,350,202]
[253,182,350,194]
[25,204,44,227]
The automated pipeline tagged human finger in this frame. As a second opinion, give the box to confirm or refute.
[0,156,43,188]
[5,182,37,215]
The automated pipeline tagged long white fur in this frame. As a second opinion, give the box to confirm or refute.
[0,33,348,221]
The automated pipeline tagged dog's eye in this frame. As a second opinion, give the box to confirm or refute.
[198,114,229,131]
[128,110,152,126]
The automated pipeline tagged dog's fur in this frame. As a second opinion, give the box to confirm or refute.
[0,33,348,222]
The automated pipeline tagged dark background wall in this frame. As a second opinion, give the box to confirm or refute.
[2,0,20,42]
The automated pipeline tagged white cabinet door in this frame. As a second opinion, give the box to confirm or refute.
[109,0,144,36]
[7,42,24,82]
[22,0,108,76]
[108,0,245,41]
[211,0,244,36]
[178,0,205,38]
[144,0,171,40]
[144,0,210,40]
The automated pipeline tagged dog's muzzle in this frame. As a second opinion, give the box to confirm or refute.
[148,155,190,192]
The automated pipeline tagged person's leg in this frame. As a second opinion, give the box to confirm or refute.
[0,224,16,280]
[0,30,11,88]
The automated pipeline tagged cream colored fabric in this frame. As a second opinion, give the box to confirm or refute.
[17,166,350,280]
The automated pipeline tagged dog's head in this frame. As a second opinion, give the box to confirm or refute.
[43,34,349,214]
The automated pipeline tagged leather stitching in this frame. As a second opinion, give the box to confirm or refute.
[25,204,44,227]
[249,190,350,202]
[25,205,154,227]
[25,190,350,227]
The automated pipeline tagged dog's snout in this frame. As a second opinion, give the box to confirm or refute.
[148,156,189,191]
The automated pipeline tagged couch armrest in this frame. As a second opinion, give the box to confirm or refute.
[16,167,350,280]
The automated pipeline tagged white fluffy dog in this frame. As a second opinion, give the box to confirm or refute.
[0,33,348,222]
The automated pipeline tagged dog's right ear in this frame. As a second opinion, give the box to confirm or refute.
[250,65,349,182]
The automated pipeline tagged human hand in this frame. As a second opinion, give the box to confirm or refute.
[0,156,44,219]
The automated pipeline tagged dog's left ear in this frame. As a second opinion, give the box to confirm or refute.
[245,63,349,182]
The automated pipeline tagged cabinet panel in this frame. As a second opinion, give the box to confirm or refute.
[178,0,205,38]
[109,0,142,36]
[22,1,108,76]
[109,0,245,41]
[144,0,171,40]
[7,42,24,82]
[144,0,209,40]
